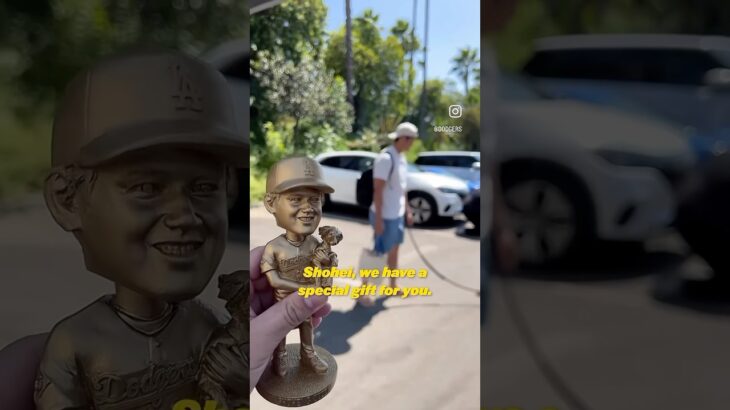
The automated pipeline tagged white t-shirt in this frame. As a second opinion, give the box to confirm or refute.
[370,144,408,219]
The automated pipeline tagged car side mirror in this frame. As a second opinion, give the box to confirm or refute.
[471,161,481,170]
[703,68,730,89]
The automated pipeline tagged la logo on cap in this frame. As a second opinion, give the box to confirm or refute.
[304,160,316,177]
[171,62,203,112]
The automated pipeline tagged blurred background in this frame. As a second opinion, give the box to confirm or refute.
[484,1,730,409]
[0,0,249,200]
[0,0,250,349]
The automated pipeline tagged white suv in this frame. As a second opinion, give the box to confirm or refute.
[414,151,480,189]
[315,151,468,225]
[524,34,730,154]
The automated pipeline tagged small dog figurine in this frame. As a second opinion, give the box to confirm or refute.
[311,226,343,287]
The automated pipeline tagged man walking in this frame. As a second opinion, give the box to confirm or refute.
[361,122,418,305]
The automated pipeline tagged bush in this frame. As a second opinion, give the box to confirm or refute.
[346,128,386,152]
[0,81,52,199]
[249,167,267,205]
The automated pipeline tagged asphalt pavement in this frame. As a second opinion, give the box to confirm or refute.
[483,237,730,410]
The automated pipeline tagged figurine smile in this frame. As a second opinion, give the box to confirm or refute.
[297,213,317,224]
[153,241,204,258]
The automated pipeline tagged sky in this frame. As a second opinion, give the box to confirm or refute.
[325,0,480,90]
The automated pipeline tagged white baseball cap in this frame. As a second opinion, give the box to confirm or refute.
[388,122,419,139]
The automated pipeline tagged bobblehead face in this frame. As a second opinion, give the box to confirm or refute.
[45,147,229,301]
[265,187,323,236]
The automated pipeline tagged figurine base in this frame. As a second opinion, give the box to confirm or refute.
[256,344,337,407]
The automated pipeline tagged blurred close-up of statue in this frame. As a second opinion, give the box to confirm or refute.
[34,50,249,410]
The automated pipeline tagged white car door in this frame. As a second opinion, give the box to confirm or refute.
[319,155,371,205]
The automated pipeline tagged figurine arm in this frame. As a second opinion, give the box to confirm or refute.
[312,248,332,267]
[264,269,307,292]
[34,329,88,409]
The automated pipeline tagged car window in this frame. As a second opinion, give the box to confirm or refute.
[655,50,721,84]
[454,156,477,167]
[525,48,722,85]
[355,156,374,171]
[320,157,342,168]
[338,156,367,171]
[525,49,649,81]
[416,156,448,166]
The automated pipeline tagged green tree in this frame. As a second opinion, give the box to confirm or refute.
[252,50,353,153]
[390,19,421,115]
[450,47,479,98]
[494,0,730,71]
[390,19,420,55]
[0,0,249,109]
[344,0,354,106]
[250,0,327,149]
[250,0,327,62]
[326,9,405,132]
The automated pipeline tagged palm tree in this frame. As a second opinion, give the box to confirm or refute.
[345,0,354,107]
[418,0,429,134]
[390,19,419,116]
[450,47,479,97]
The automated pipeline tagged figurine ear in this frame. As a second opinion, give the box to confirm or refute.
[263,193,277,214]
[44,169,83,232]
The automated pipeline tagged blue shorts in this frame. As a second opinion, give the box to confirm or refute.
[369,211,405,255]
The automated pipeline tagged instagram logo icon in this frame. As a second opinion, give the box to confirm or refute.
[448,104,463,118]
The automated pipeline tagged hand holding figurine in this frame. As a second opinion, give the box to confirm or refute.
[250,246,332,391]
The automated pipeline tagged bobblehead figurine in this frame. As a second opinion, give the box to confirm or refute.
[256,157,340,407]
[35,51,249,409]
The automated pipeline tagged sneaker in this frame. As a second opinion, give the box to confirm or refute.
[273,351,288,377]
[300,349,328,374]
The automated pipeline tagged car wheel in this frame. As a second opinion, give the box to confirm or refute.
[501,163,594,266]
[408,192,437,225]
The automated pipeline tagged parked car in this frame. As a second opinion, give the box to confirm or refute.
[496,74,695,266]
[315,151,468,225]
[523,34,730,160]
[415,151,480,191]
